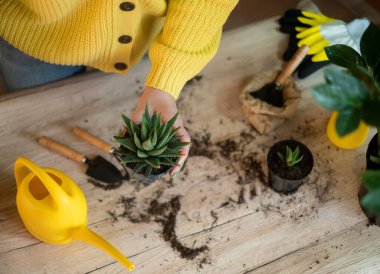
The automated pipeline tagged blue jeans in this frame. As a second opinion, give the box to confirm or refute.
[0,37,85,92]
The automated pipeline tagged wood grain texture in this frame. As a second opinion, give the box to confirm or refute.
[0,18,379,274]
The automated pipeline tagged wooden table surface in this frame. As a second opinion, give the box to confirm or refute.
[1,18,380,274]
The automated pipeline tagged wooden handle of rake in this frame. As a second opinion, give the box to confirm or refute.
[275,45,309,86]
[38,136,85,163]
[72,127,113,154]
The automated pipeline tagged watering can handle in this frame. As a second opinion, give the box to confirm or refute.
[14,157,71,208]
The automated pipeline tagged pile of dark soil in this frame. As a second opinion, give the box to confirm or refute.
[113,191,209,261]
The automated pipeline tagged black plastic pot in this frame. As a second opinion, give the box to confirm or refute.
[358,133,380,226]
[267,140,314,194]
[365,133,380,171]
[125,164,173,185]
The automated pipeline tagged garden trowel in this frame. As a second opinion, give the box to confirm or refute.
[249,45,309,107]
[72,127,129,177]
[38,136,123,189]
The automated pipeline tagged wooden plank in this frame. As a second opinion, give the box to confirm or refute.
[0,18,378,274]
[250,222,380,274]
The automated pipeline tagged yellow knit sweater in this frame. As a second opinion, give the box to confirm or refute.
[0,0,238,98]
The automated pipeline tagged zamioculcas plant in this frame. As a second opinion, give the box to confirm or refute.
[360,170,380,225]
[113,104,189,182]
[311,23,380,166]
[361,170,380,214]
[277,146,304,168]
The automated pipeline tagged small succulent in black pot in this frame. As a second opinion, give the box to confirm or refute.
[267,140,313,194]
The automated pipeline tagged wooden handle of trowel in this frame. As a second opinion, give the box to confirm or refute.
[275,45,309,86]
[38,136,85,163]
[72,127,114,154]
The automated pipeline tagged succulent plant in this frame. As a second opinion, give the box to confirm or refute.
[277,146,304,168]
[114,104,189,178]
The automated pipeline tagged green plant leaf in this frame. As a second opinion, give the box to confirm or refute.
[137,149,149,158]
[361,101,380,128]
[292,155,304,166]
[286,146,292,164]
[169,141,190,151]
[142,137,155,151]
[121,153,145,164]
[350,66,380,98]
[277,152,285,163]
[141,115,150,141]
[360,22,380,70]
[363,170,380,191]
[325,44,365,69]
[147,145,167,156]
[144,157,160,169]
[145,165,153,178]
[327,69,370,101]
[336,108,361,137]
[374,63,380,87]
[122,114,136,136]
[293,146,300,159]
[165,112,179,132]
[156,147,181,158]
[370,155,380,165]
[311,84,358,110]
[132,162,148,176]
[151,129,158,148]
[159,157,177,166]
[144,104,151,126]
[134,132,144,150]
[361,188,380,214]
[113,136,137,152]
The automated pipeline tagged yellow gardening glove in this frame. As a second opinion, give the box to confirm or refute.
[297,17,370,62]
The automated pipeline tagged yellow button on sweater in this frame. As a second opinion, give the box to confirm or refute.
[0,0,238,98]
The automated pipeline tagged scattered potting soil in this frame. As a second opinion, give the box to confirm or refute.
[189,132,216,159]
[105,105,338,268]
[115,193,209,261]
[152,196,209,260]
[217,139,238,159]
[185,75,203,87]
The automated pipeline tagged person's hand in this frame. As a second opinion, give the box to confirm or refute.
[131,87,190,178]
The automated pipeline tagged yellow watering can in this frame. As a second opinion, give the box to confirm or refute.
[14,157,135,271]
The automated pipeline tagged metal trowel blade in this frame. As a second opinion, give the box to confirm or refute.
[85,156,123,189]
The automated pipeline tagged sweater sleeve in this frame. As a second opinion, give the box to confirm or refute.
[19,0,86,23]
[145,0,238,99]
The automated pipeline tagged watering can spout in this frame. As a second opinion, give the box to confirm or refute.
[71,226,135,271]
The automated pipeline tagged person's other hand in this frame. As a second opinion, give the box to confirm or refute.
[131,87,190,178]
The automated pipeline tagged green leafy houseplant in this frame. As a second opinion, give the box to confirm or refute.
[361,170,380,215]
[113,104,189,181]
[277,146,304,167]
[311,23,380,164]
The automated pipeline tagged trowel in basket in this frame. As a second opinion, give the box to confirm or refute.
[250,45,309,107]
[37,136,123,189]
